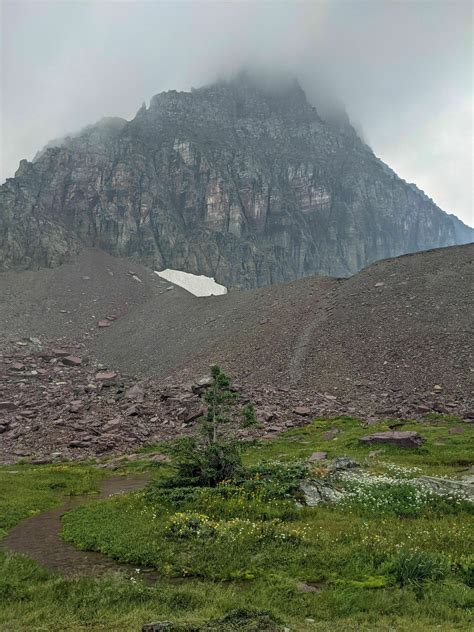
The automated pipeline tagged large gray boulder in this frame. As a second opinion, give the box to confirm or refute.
[359,430,425,448]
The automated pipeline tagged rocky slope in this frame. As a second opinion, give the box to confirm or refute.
[0,244,472,463]
[1,74,472,288]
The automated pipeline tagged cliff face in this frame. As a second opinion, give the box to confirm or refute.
[1,75,472,287]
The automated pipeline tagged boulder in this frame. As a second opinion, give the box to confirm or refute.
[52,349,71,357]
[258,407,276,422]
[61,355,82,366]
[359,430,425,448]
[177,404,205,424]
[124,404,142,417]
[68,439,90,448]
[300,480,343,505]
[95,371,117,381]
[293,406,311,416]
[416,404,432,414]
[0,401,17,411]
[265,425,282,433]
[98,320,111,328]
[328,456,359,471]
[126,384,145,402]
[308,451,328,463]
[191,376,213,395]
[69,400,84,413]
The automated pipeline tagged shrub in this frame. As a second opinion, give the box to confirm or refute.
[454,554,474,587]
[166,512,217,539]
[386,550,450,586]
[169,438,243,487]
[233,461,308,500]
[241,404,258,428]
[203,608,281,631]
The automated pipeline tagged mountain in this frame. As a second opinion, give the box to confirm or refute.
[1,73,472,288]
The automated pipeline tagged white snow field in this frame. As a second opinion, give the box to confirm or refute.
[154,269,228,297]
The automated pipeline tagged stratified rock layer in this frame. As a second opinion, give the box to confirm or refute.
[1,75,472,287]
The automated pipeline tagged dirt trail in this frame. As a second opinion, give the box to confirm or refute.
[1,475,154,578]
[288,289,334,386]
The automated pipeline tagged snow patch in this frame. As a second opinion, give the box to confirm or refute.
[154,269,227,297]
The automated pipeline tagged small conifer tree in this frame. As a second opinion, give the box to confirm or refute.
[202,364,237,444]
[171,365,242,486]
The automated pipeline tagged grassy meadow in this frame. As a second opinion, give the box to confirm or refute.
[0,415,473,631]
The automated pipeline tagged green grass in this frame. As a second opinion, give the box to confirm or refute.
[0,463,103,539]
[244,416,473,476]
[1,417,473,631]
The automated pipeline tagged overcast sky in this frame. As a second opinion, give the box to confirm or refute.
[1,0,472,226]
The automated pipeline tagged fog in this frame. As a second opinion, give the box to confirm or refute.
[1,0,472,226]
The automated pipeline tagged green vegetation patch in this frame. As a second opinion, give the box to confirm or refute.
[1,413,473,630]
[0,463,102,538]
[58,416,474,629]
[245,416,473,476]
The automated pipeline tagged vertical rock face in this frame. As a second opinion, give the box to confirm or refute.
[1,74,472,288]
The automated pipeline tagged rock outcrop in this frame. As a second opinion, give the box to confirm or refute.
[359,431,426,448]
[1,73,472,287]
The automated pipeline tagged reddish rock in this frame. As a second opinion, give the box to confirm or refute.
[69,439,90,448]
[126,384,145,402]
[98,320,111,328]
[0,401,17,411]
[95,371,117,381]
[178,404,205,424]
[61,355,82,366]
[258,407,276,422]
[359,431,425,448]
[52,349,71,357]
[416,405,432,414]
[10,362,25,371]
[448,427,465,435]
[293,406,311,416]
[69,400,84,413]
[124,404,142,417]
[103,416,122,431]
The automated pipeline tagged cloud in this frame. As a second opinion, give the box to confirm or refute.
[1,0,472,226]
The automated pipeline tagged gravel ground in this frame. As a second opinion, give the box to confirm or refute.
[0,244,472,463]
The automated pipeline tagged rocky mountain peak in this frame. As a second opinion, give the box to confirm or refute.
[0,75,472,286]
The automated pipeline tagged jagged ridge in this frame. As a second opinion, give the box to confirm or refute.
[1,73,472,287]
